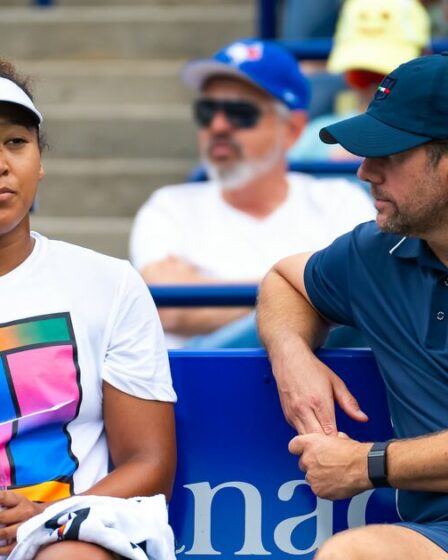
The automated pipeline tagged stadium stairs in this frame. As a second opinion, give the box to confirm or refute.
[0,0,253,257]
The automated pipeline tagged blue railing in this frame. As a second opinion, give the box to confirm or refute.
[275,37,448,60]
[149,284,258,307]
[293,160,360,174]
[187,160,361,182]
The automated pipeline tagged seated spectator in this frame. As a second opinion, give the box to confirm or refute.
[129,38,375,349]
[288,0,430,162]
[0,59,176,559]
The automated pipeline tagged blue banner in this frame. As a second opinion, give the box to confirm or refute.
[169,348,398,558]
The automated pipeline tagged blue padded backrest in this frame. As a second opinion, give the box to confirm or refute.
[169,348,398,559]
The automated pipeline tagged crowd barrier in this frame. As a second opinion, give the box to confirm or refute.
[168,348,399,559]
[186,161,361,183]
[262,36,448,61]
[149,284,258,308]
[276,37,448,60]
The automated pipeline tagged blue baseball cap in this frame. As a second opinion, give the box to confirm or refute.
[320,54,448,157]
[181,38,310,111]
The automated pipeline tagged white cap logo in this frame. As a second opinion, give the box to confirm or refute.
[225,42,263,66]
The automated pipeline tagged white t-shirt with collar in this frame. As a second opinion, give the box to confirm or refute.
[0,233,175,503]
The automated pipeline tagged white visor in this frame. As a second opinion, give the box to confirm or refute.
[0,77,42,125]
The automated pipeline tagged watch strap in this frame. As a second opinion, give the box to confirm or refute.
[367,440,392,488]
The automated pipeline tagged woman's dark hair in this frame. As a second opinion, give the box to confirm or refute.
[0,58,46,152]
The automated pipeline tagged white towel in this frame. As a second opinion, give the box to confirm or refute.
[7,494,175,560]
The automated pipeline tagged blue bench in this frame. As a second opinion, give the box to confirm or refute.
[169,348,399,559]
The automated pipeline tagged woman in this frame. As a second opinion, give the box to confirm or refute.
[0,60,176,559]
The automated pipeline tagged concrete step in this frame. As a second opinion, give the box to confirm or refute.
[22,60,192,105]
[38,157,195,217]
[30,215,133,259]
[0,6,253,60]
[41,103,197,159]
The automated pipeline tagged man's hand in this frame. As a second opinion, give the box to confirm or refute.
[141,255,206,285]
[141,255,252,336]
[257,255,368,436]
[0,491,45,555]
[289,432,372,500]
[273,337,368,436]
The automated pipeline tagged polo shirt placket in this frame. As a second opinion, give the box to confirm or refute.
[426,273,448,348]
[393,238,448,350]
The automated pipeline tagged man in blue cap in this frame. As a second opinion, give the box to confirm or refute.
[257,53,448,558]
[129,38,374,348]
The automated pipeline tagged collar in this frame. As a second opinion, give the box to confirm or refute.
[390,236,448,273]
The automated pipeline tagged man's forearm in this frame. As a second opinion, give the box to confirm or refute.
[141,256,255,335]
[289,429,448,500]
[256,257,367,435]
[159,306,252,336]
[257,267,329,356]
[388,430,448,492]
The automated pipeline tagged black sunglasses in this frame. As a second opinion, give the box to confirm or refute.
[193,99,262,129]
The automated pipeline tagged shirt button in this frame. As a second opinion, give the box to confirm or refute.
[437,311,445,321]
[444,277,448,287]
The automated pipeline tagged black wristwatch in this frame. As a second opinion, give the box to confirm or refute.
[367,441,392,488]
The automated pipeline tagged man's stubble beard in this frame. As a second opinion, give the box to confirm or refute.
[375,173,448,237]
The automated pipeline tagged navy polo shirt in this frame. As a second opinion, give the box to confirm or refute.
[304,221,448,523]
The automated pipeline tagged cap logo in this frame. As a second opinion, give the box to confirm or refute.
[225,42,263,66]
[375,77,396,100]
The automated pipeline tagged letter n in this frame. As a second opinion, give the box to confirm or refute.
[183,481,270,555]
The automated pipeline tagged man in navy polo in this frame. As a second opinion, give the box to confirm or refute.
[257,53,448,558]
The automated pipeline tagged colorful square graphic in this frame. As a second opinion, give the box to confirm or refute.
[0,314,81,501]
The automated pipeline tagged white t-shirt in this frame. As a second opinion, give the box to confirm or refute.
[129,173,375,348]
[130,173,375,278]
[0,233,176,503]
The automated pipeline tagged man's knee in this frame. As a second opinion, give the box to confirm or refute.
[315,530,363,560]
[316,523,448,560]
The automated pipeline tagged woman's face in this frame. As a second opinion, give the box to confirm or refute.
[0,104,44,239]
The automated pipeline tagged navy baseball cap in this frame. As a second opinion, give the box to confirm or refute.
[181,38,310,111]
[320,53,448,157]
